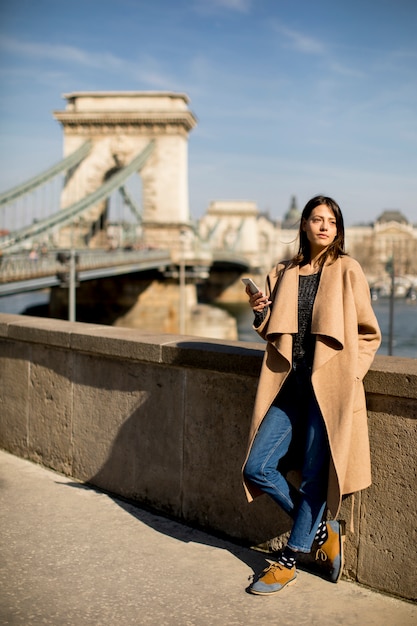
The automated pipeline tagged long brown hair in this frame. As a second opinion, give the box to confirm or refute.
[292,195,346,267]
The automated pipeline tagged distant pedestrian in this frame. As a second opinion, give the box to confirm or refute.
[243,195,381,594]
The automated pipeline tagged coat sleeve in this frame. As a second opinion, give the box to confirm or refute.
[350,261,382,380]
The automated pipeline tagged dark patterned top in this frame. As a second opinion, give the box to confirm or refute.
[253,271,321,367]
[292,272,321,366]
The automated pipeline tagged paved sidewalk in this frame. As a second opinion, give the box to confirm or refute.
[0,450,415,626]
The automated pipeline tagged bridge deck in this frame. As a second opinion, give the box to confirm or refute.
[0,249,172,296]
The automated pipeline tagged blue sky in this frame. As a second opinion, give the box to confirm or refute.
[0,0,416,226]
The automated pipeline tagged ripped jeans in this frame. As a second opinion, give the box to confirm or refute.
[244,365,329,553]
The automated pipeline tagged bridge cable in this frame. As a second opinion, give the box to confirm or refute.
[0,141,92,208]
[0,140,154,252]
[118,185,142,223]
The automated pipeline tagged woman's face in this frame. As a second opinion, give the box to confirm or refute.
[302,204,337,256]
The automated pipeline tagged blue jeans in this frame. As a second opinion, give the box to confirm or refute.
[244,366,329,553]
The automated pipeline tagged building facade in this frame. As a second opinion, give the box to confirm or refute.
[198,200,417,291]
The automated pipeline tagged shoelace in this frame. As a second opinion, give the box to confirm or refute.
[266,562,285,572]
[261,562,290,577]
[315,547,329,562]
[250,559,297,583]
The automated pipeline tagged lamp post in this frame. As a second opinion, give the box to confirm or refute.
[386,254,395,356]
[68,220,77,322]
[56,248,78,322]
[68,248,76,322]
[179,229,186,335]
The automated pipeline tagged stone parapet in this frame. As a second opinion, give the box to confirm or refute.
[0,313,415,601]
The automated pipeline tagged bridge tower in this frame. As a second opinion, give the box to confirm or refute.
[53,92,197,249]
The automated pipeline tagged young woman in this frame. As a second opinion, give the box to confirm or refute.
[243,195,381,595]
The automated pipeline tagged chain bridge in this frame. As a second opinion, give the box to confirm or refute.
[0,92,258,337]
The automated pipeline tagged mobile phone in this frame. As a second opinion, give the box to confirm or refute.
[241,277,261,295]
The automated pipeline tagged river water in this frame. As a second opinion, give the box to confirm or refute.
[0,290,416,358]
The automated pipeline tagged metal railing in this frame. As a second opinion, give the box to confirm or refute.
[0,248,171,285]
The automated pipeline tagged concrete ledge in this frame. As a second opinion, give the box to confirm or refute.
[0,313,264,374]
[366,355,417,399]
[0,313,415,602]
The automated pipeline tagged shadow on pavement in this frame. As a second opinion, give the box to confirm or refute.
[61,479,272,586]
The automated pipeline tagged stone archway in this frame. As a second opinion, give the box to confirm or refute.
[53,91,197,249]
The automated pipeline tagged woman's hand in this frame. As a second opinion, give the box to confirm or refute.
[245,286,271,312]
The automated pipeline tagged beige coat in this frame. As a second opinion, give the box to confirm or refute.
[243,255,381,518]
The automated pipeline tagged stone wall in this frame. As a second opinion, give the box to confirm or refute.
[0,313,415,601]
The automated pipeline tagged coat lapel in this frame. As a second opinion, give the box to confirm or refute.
[263,259,346,370]
[265,264,298,366]
[312,259,345,371]
[267,264,298,334]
